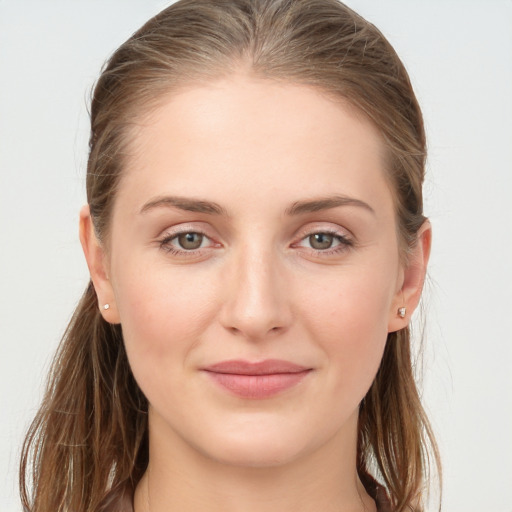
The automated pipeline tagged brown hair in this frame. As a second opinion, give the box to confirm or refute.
[20,1,441,511]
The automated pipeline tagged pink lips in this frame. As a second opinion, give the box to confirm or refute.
[203,359,311,399]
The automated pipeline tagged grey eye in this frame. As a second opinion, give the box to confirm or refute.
[177,232,204,250]
[308,233,334,250]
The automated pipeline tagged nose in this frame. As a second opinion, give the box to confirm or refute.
[219,242,292,340]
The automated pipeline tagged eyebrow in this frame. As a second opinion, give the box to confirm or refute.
[140,196,228,216]
[139,194,375,217]
[285,195,375,216]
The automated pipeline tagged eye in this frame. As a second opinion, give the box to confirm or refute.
[295,229,353,255]
[307,233,338,250]
[159,230,214,255]
[175,232,206,250]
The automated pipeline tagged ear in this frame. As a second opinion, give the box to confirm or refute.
[79,205,120,324]
[388,220,432,332]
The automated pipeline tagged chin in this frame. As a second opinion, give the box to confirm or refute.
[188,410,349,470]
[198,433,308,469]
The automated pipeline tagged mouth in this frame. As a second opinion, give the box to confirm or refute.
[202,359,312,399]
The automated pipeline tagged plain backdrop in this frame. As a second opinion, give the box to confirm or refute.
[1,1,511,511]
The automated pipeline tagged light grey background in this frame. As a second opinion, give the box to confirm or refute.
[1,1,511,511]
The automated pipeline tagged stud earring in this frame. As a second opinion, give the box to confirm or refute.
[103,304,110,310]
[398,307,406,318]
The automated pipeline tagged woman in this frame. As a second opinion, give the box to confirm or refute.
[20,1,441,511]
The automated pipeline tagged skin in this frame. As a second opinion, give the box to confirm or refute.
[80,75,431,512]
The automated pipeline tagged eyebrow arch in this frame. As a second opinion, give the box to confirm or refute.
[285,195,375,216]
[140,196,227,216]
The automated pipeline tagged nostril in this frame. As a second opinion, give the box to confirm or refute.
[224,324,284,338]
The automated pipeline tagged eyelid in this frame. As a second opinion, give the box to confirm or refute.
[157,222,215,240]
[294,222,353,241]
[296,230,352,247]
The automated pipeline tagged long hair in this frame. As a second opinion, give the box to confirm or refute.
[20,1,441,511]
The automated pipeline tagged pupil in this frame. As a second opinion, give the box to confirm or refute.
[178,232,203,250]
[310,233,333,250]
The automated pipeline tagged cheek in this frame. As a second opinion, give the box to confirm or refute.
[111,259,219,381]
[301,268,394,393]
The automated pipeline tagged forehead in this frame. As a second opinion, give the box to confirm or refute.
[118,75,393,218]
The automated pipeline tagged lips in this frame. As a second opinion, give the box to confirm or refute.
[202,359,312,399]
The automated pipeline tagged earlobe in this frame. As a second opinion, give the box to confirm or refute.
[79,205,120,324]
[388,220,432,332]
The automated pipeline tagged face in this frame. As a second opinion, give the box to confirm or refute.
[84,75,414,469]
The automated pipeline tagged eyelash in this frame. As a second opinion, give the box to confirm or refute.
[294,230,354,256]
[158,229,214,257]
[157,228,353,258]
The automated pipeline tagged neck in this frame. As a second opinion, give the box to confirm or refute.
[134,411,376,512]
